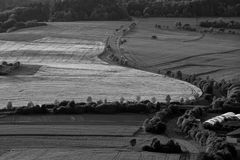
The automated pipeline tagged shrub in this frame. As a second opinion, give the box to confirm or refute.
[151,35,157,39]
[6,26,18,33]
[95,102,120,114]
[86,96,93,103]
[25,20,46,28]
[142,145,154,152]
[200,19,240,30]
[126,103,147,113]
[15,21,26,29]
[2,18,16,29]
[143,138,182,153]
[16,105,48,115]
[74,104,87,114]
[144,117,167,134]
[120,97,125,104]
[165,95,171,104]
[196,152,215,160]
[176,71,182,80]
[59,100,69,107]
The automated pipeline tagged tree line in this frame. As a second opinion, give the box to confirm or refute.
[1,0,240,23]
[0,0,131,22]
[126,0,240,17]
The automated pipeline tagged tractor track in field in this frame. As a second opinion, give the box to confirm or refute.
[144,48,240,69]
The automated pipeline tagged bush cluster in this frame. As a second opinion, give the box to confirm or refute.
[200,19,240,29]
[164,68,240,110]
[143,105,180,134]
[0,8,47,33]
[142,138,182,153]
[177,107,237,160]
[0,61,21,75]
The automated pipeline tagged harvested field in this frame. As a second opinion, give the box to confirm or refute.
[0,124,139,136]
[0,21,201,108]
[0,148,185,160]
[123,18,240,81]
[1,19,233,160]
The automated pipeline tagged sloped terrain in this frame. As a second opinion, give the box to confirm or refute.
[123,18,240,81]
[0,22,201,108]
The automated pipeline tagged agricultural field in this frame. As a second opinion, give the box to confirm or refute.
[0,114,147,125]
[0,148,187,160]
[1,17,240,160]
[0,21,201,108]
[123,17,240,81]
[0,114,200,160]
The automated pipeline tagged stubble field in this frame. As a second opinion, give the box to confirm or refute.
[0,21,201,108]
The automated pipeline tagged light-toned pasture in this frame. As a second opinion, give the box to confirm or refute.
[0,21,201,108]
[123,18,240,81]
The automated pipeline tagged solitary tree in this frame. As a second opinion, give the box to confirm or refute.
[120,97,125,104]
[194,93,200,100]
[176,71,183,80]
[54,99,59,106]
[151,97,157,104]
[27,101,34,108]
[136,95,141,103]
[180,97,184,104]
[104,98,108,104]
[87,96,92,103]
[7,101,13,110]
[165,95,171,105]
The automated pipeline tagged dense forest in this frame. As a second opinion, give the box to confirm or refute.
[0,0,131,22]
[50,0,130,21]
[125,0,240,17]
[0,0,240,23]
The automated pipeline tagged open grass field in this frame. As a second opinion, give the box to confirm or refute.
[123,18,240,81]
[0,21,201,108]
[0,148,187,160]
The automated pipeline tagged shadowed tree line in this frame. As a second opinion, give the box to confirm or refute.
[1,0,240,24]
[0,0,131,22]
[50,0,130,21]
